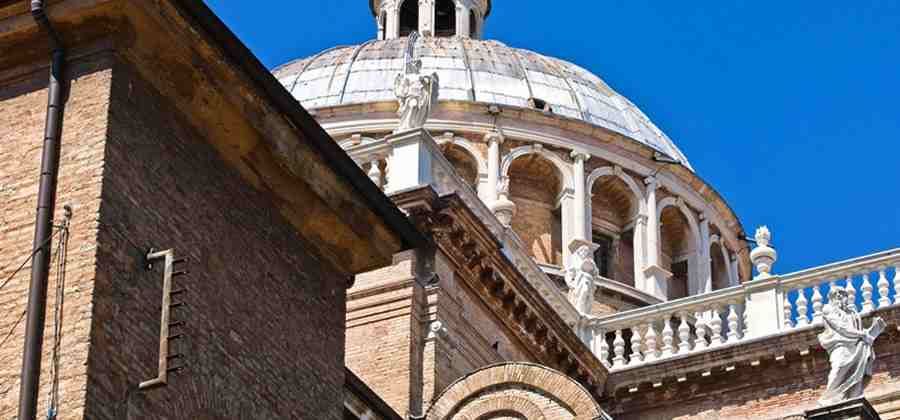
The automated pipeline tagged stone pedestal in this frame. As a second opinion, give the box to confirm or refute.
[384,128,437,194]
[805,398,881,420]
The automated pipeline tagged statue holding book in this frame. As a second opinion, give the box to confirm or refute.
[818,287,886,406]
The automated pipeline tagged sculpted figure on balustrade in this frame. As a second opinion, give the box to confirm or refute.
[818,287,885,406]
[394,32,440,133]
[565,240,599,316]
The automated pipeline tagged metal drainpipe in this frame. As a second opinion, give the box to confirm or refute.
[18,1,66,419]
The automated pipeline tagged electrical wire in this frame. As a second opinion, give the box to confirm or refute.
[0,226,63,292]
[46,213,70,420]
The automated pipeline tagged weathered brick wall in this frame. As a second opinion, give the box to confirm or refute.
[430,265,534,402]
[348,251,537,416]
[347,256,424,417]
[0,53,113,419]
[76,59,351,419]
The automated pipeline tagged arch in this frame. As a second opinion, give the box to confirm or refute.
[426,363,605,420]
[469,9,478,38]
[657,196,702,299]
[656,197,701,250]
[709,234,736,288]
[437,136,488,175]
[399,0,419,37]
[500,145,573,192]
[586,166,645,217]
[455,396,545,420]
[435,0,457,37]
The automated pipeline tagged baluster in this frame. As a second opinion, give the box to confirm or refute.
[661,315,675,357]
[694,311,708,350]
[677,312,691,354]
[783,292,794,329]
[861,272,874,312]
[894,265,900,306]
[877,268,891,308]
[846,275,858,312]
[598,330,610,367]
[811,284,824,323]
[742,301,750,338]
[727,302,741,342]
[709,305,724,346]
[643,322,659,361]
[795,288,809,327]
[612,329,626,368]
[629,327,643,366]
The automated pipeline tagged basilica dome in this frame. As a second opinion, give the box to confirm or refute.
[272,0,751,307]
[273,37,692,169]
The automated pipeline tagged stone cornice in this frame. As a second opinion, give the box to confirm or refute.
[391,186,610,397]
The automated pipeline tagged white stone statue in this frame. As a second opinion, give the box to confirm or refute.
[394,32,439,133]
[818,287,886,406]
[564,240,599,315]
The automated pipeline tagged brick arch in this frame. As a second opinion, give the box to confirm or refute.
[455,395,545,420]
[426,362,605,420]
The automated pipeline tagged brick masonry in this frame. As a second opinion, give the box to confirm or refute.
[1,50,354,419]
[1,52,113,419]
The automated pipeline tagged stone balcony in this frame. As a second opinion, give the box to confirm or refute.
[343,127,900,417]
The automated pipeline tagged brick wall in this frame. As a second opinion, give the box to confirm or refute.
[348,250,538,416]
[80,59,350,419]
[0,53,113,419]
[1,49,354,419]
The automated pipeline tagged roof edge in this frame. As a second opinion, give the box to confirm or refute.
[174,0,427,251]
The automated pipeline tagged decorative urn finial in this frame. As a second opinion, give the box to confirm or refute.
[750,226,777,279]
[490,177,516,227]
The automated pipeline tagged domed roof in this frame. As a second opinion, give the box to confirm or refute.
[273,37,692,168]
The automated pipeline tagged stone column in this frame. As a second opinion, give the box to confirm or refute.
[386,5,400,39]
[698,213,712,295]
[729,253,740,285]
[644,177,660,268]
[457,4,470,38]
[571,150,590,241]
[419,0,435,36]
[559,188,576,262]
[485,131,504,204]
[632,215,647,291]
[642,176,671,300]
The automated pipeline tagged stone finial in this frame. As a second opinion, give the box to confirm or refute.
[750,226,777,279]
[490,177,516,227]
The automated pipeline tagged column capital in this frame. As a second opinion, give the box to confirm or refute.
[570,149,591,162]
[484,131,504,145]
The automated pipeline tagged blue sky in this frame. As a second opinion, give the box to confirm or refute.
[204,1,900,274]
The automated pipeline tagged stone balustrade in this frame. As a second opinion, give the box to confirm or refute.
[585,248,900,371]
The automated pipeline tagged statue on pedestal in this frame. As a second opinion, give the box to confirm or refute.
[818,287,885,406]
[564,240,599,316]
[394,32,439,133]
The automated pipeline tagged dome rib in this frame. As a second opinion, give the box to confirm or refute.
[275,38,692,169]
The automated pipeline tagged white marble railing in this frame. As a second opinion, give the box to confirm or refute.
[585,248,900,371]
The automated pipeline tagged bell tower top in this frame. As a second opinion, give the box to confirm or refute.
[371,0,491,40]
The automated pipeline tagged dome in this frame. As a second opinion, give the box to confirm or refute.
[273,37,692,169]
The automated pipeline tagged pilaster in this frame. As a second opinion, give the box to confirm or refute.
[571,149,590,242]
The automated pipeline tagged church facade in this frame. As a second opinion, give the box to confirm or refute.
[1,0,899,419]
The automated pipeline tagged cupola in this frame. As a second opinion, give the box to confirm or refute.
[371,0,491,40]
